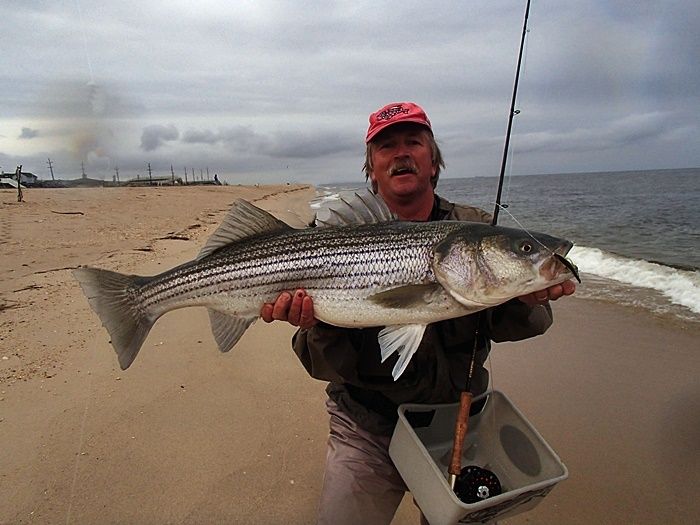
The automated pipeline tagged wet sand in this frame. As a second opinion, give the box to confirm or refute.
[1,186,698,524]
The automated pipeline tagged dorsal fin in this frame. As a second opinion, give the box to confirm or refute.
[314,189,396,227]
[197,199,291,260]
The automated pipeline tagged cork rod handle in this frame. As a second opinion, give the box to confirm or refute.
[448,390,473,481]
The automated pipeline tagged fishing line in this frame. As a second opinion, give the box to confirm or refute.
[63,310,102,525]
[491,202,581,285]
[65,295,102,524]
[491,202,581,284]
[65,374,93,525]
[492,202,552,252]
[66,5,98,522]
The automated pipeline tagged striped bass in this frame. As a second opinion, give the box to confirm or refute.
[74,191,579,379]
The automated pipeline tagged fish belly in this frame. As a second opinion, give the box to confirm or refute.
[310,286,473,328]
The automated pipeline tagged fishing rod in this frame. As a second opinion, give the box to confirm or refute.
[492,0,531,227]
[448,0,532,495]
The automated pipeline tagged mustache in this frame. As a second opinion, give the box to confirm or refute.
[389,160,419,176]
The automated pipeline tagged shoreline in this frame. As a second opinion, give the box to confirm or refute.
[1,186,698,524]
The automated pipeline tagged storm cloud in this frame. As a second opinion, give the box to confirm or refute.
[141,125,180,151]
[19,127,39,139]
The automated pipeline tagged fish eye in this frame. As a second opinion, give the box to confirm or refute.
[519,241,533,253]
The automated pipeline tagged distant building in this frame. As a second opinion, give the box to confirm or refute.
[0,170,38,186]
[62,177,106,188]
[124,176,183,187]
[0,177,22,189]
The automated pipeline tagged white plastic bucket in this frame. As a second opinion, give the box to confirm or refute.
[389,390,568,524]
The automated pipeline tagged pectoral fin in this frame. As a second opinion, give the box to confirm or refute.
[378,324,427,380]
[207,309,257,353]
[368,283,444,309]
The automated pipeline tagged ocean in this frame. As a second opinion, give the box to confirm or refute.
[314,167,700,324]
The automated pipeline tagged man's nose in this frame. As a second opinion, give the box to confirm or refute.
[393,142,411,158]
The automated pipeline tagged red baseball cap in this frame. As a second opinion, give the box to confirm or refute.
[365,102,432,143]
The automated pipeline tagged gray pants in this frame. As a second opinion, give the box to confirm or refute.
[317,399,428,525]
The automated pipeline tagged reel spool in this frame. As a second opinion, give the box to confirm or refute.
[453,466,502,504]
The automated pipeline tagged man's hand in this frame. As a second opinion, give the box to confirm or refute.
[518,280,576,306]
[260,289,318,330]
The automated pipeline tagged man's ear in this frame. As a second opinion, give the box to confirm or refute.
[368,173,379,192]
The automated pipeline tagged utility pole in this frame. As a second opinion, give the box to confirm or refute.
[170,164,175,184]
[206,166,210,181]
[15,165,23,202]
[147,163,153,184]
[184,166,188,184]
[47,158,55,180]
[115,166,120,182]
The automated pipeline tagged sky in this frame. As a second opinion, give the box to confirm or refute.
[1,0,699,185]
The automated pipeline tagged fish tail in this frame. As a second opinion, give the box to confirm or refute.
[73,267,156,369]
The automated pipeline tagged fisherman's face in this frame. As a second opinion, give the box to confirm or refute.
[369,124,436,203]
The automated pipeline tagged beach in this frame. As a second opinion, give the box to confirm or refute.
[1,186,698,524]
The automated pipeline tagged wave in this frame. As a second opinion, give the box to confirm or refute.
[311,185,361,207]
[569,246,700,315]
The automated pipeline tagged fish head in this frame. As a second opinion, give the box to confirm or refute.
[432,223,579,308]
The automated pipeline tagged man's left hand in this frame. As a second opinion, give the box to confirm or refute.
[518,280,576,306]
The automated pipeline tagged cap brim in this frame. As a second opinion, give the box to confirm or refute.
[365,119,432,143]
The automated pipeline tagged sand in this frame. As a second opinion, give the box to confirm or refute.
[1,186,698,524]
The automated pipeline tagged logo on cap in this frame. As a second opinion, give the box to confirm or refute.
[376,104,411,122]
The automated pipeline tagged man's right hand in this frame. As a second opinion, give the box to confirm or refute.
[260,289,318,330]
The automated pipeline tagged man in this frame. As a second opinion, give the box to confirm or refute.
[261,102,575,524]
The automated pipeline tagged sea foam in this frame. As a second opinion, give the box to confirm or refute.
[569,246,700,315]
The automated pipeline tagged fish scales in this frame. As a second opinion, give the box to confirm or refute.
[138,221,457,313]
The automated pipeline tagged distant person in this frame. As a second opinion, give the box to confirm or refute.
[261,102,576,524]
[214,173,221,185]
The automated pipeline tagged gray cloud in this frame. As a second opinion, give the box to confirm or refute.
[510,112,681,155]
[263,131,354,159]
[182,128,220,144]
[19,127,39,139]
[182,126,354,159]
[140,125,179,151]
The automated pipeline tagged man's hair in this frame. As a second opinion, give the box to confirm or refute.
[362,127,445,191]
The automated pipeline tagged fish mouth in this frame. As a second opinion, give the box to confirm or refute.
[554,253,581,283]
[543,241,581,283]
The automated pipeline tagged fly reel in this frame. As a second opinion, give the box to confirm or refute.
[453,465,502,504]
